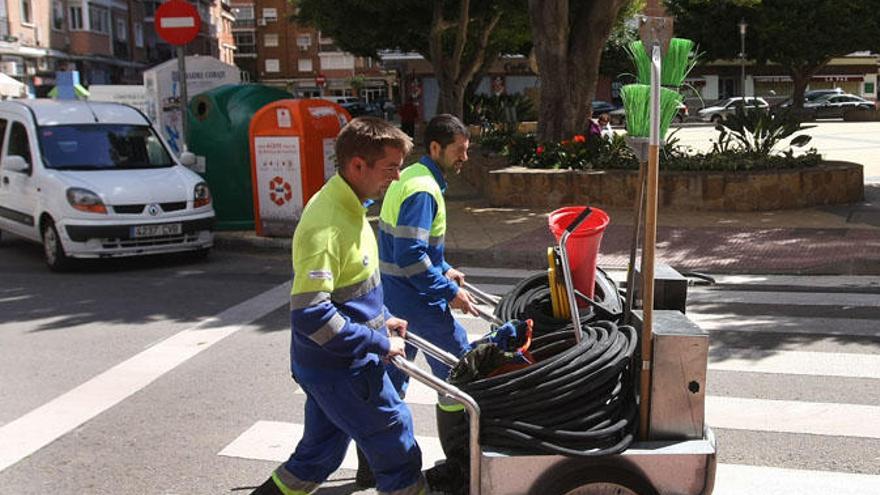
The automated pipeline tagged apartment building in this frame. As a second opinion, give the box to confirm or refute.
[243,0,393,101]
[0,0,236,95]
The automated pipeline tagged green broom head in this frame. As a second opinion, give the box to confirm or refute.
[621,84,684,139]
[661,38,697,88]
[626,40,651,85]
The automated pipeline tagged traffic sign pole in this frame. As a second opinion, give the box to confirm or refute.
[178,46,188,151]
[155,0,201,155]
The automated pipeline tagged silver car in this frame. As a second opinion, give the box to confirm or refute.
[697,97,769,123]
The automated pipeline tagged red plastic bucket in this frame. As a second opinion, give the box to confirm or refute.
[548,206,610,300]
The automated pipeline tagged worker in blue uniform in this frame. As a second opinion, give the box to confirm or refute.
[250,117,425,495]
[378,113,478,394]
[378,114,478,492]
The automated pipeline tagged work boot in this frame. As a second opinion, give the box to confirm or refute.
[355,447,376,488]
[249,477,284,495]
[425,461,467,495]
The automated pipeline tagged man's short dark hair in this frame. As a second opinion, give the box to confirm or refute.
[424,114,469,152]
[336,116,412,169]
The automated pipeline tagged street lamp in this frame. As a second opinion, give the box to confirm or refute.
[738,18,748,100]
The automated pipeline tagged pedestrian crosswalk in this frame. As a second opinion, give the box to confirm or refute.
[220,268,880,494]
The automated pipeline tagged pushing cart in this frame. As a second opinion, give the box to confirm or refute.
[391,207,717,495]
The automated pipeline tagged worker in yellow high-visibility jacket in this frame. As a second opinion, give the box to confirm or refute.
[250,117,425,495]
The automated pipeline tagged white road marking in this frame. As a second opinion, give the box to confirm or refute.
[0,282,290,473]
[713,464,880,495]
[220,421,880,495]
[706,396,880,439]
[709,348,880,379]
[688,312,880,338]
[218,420,445,469]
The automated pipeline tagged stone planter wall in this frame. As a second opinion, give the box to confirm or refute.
[463,152,864,211]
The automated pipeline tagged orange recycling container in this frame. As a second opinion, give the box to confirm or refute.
[249,99,351,237]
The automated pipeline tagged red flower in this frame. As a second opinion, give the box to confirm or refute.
[561,139,570,146]
[536,145,544,156]
[573,134,586,144]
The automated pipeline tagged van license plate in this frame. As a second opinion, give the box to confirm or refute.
[132,223,183,238]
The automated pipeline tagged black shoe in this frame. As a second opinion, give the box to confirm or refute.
[249,477,283,495]
[355,447,376,488]
[425,461,467,495]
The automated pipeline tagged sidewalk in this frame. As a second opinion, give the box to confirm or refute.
[215,173,880,275]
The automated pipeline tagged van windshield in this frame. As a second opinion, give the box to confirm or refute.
[38,124,175,170]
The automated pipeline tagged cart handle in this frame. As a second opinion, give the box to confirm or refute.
[463,282,501,307]
[558,207,592,344]
[405,331,459,368]
[391,351,482,495]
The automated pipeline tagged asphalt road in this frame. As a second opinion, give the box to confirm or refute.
[0,244,878,494]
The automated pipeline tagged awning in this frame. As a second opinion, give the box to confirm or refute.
[48,84,90,99]
[0,72,26,98]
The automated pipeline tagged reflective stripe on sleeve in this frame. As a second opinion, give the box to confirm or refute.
[290,291,331,310]
[364,312,386,330]
[308,312,347,345]
[428,235,444,247]
[379,257,433,278]
[331,270,381,303]
[379,219,430,242]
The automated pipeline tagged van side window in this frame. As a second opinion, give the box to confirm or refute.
[0,119,7,156]
[8,122,32,167]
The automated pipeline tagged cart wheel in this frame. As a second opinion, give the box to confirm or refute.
[533,465,657,495]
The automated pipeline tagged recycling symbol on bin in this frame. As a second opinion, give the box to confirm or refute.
[269,176,293,206]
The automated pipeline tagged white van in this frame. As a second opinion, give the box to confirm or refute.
[0,100,215,270]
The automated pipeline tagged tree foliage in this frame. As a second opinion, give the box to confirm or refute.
[666,0,880,107]
[294,0,530,118]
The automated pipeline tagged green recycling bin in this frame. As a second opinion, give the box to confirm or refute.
[187,84,292,230]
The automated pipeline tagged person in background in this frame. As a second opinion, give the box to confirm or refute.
[598,113,614,140]
[399,97,419,138]
[249,117,425,495]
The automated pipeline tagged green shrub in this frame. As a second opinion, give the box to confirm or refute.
[466,93,538,125]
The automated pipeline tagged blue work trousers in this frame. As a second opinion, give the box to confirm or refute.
[385,303,471,397]
[283,362,423,493]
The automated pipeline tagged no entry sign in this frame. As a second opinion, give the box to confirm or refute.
[155,0,202,46]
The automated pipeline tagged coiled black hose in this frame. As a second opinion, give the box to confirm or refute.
[493,270,625,335]
[453,321,639,457]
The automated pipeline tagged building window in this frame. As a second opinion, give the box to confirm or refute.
[20,1,32,24]
[89,5,109,34]
[265,59,279,73]
[264,33,278,47]
[134,22,143,47]
[115,18,127,41]
[232,6,254,19]
[298,58,312,72]
[262,8,277,22]
[297,34,311,50]
[69,4,84,30]
[52,1,64,30]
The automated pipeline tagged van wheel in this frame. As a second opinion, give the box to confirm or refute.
[189,248,210,261]
[711,114,724,124]
[42,220,72,272]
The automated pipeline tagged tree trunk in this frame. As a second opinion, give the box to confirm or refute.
[437,79,467,118]
[528,0,629,142]
[426,0,502,120]
[789,62,826,110]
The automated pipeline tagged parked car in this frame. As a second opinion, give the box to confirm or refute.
[590,100,618,117]
[609,102,689,126]
[697,96,770,123]
[0,100,215,271]
[319,95,359,105]
[804,93,875,119]
[773,88,845,113]
[340,100,383,118]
